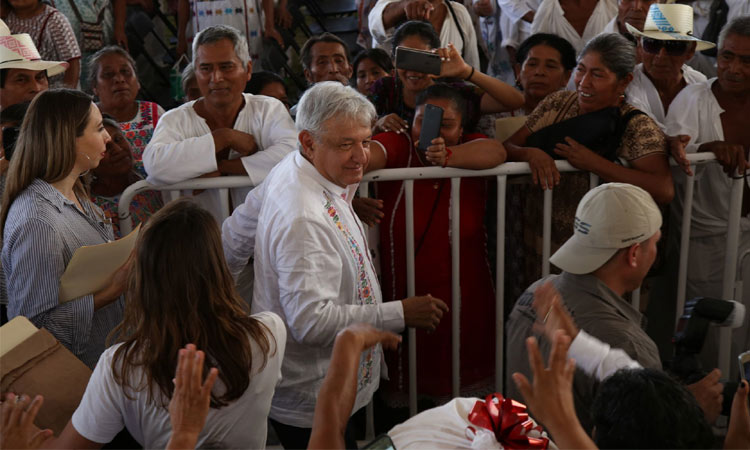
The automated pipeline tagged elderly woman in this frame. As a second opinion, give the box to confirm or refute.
[88,46,164,178]
[505,32,673,204]
[88,116,163,238]
[1,89,127,368]
[370,20,524,135]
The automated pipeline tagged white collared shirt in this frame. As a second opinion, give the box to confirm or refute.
[531,0,617,54]
[626,63,707,130]
[665,78,750,237]
[143,93,296,221]
[233,151,405,427]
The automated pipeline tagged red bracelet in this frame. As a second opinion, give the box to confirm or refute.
[442,147,452,168]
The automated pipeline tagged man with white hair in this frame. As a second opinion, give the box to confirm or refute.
[506,182,724,433]
[222,82,448,449]
[143,25,296,221]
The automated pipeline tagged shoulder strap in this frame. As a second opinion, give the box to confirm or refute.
[443,1,466,58]
[37,9,57,45]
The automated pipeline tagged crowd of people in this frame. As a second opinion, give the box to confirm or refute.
[0,0,749,448]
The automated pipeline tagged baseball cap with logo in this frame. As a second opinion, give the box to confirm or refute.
[549,183,662,275]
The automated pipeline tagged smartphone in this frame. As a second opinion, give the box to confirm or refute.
[418,104,443,152]
[363,434,396,450]
[739,351,750,382]
[2,126,21,162]
[395,46,442,76]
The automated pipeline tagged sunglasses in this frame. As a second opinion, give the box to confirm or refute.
[641,37,690,56]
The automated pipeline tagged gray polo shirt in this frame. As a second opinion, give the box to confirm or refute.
[505,272,661,432]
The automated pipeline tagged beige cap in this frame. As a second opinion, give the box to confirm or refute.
[550,183,662,274]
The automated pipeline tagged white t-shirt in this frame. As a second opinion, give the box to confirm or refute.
[369,0,480,69]
[71,311,286,449]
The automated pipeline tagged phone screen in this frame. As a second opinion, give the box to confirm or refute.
[739,352,750,381]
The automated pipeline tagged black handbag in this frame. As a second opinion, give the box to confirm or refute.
[526,107,645,162]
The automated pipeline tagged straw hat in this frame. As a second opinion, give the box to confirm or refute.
[0,19,67,76]
[626,3,716,52]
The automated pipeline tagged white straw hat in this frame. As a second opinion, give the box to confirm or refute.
[549,183,662,275]
[0,19,67,76]
[626,3,716,52]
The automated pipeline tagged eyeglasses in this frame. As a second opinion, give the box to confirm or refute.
[641,37,690,56]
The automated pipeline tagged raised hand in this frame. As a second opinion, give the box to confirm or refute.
[166,344,219,450]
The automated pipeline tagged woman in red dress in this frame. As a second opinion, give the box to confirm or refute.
[366,82,506,404]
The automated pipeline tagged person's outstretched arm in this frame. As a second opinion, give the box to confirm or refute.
[308,324,402,449]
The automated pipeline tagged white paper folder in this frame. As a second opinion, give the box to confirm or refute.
[58,225,140,303]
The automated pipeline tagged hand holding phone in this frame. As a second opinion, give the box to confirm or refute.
[418,104,443,152]
[395,46,442,76]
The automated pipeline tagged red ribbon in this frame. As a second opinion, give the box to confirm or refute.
[467,393,549,449]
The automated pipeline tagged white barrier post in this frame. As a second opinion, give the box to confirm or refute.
[542,189,552,277]
[719,175,745,375]
[404,180,417,417]
[495,175,507,393]
[450,178,461,398]
[676,172,696,327]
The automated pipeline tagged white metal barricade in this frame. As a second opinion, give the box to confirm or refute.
[117,154,746,415]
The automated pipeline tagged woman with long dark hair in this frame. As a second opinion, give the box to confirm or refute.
[51,198,286,449]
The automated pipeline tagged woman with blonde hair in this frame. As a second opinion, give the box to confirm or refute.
[1,88,128,368]
[52,198,286,449]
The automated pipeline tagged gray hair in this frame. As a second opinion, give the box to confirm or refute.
[181,62,195,93]
[295,81,376,151]
[192,25,250,68]
[87,46,137,92]
[718,15,750,49]
[580,33,636,80]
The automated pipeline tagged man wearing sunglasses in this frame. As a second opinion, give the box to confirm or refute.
[624,4,713,129]
[663,14,750,376]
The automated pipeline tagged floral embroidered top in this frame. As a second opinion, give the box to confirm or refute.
[119,101,165,178]
[91,188,163,239]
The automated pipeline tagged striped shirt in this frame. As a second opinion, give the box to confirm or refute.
[2,179,124,368]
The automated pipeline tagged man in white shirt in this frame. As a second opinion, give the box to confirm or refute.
[223,82,448,449]
[602,0,656,38]
[369,0,480,68]
[531,0,617,55]
[625,3,713,129]
[143,24,296,221]
[664,15,750,374]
